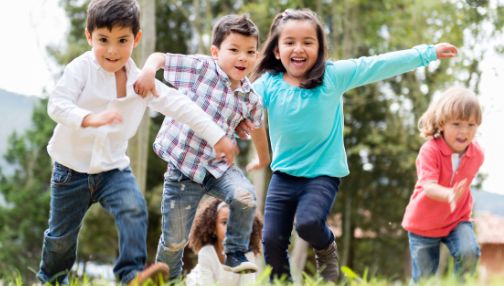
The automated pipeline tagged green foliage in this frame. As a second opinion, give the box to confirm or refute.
[0,98,54,282]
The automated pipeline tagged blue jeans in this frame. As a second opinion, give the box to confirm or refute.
[156,164,256,279]
[262,171,340,280]
[408,221,480,282]
[37,162,148,285]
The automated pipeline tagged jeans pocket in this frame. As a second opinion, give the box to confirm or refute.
[51,162,73,185]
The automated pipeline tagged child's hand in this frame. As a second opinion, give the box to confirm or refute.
[246,156,269,172]
[235,119,254,140]
[82,110,122,128]
[448,178,468,212]
[214,136,238,166]
[134,67,158,97]
[435,43,458,59]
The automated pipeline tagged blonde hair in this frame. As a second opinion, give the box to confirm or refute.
[418,86,482,138]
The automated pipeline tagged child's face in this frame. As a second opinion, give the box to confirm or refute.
[216,206,229,245]
[86,26,141,73]
[274,20,319,86]
[210,33,258,90]
[440,116,478,154]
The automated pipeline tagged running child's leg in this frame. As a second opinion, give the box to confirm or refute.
[37,163,92,285]
[96,167,150,284]
[262,172,299,281]
[205,165,257,273]
[156,164,204,279]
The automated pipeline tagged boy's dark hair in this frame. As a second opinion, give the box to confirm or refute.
[87,0,141,36]
[252,9,328,89]
[188,198,263,255]
[211,14,259,48]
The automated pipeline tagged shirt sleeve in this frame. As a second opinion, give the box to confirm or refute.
[416,141,441,183]
[145,79,225,146]
[163,53,208,90]
[47,56,91,129]
[328,44,437,92]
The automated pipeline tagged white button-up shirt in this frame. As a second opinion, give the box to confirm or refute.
[47,51,224,174]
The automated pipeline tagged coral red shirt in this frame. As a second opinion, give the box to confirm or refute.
[402,137,484,237]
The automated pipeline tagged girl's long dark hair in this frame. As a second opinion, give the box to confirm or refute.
[252,9,328,89]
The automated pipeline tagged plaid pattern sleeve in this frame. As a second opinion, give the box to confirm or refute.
[153,54,263,183]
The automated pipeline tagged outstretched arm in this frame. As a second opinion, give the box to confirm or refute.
[422,178,468,212]
[336,43,458,92]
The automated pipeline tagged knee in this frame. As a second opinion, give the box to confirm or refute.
[231,186,256,209]
[44,229,77,253]
[120,194,148,218]
[160,233,188,253]
[457,244,480,261]
[295,218,322,237]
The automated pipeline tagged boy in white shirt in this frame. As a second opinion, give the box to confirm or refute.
[37,0,236,285]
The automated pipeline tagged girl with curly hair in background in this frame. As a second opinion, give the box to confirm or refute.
[186,198,263,286]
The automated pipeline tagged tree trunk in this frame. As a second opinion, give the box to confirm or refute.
[128,0,155,193]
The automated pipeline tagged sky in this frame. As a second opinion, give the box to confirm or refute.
[0,0,503,194]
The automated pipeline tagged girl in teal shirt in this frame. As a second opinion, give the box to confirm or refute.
[249,8,458,282]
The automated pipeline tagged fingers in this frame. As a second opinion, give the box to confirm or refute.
[436,43,458,59]
[133,82,150,98]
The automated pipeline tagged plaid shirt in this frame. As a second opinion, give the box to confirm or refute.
[153,54,264,183]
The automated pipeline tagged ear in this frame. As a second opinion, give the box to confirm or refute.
[133,30,142,47]
[274,46,280,60]
[210,45,219,59]
[85,28,93,46]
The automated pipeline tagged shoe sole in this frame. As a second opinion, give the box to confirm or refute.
[222,261,258,273]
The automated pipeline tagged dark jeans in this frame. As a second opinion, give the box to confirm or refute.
[262,171,340,280]
[37,162,148,284]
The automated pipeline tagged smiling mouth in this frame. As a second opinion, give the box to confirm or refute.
[291,57,306,63]
[235,66,246,71]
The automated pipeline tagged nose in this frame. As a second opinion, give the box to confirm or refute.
[107,44,117,55]
[238,52,247,62]
[293,43,304,53]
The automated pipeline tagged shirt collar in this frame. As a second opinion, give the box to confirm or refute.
[436,137,475,158]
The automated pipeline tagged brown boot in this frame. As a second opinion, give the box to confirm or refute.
[128,262,169,286]
[314,240,340,282]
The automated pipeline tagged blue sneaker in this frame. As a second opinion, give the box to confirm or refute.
[223,252,258,273]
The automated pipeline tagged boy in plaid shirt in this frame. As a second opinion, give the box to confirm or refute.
[134,14,269,279]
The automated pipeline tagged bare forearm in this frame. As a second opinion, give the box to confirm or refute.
[143,52,166,72]
[251,126,270,165]
[422,182,451,202]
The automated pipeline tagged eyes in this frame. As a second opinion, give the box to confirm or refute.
[227,48,257,56]
[97,37,130,45]
[281,39,316,46]
[449,121,477,129]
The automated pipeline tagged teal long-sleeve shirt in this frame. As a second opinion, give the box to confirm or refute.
[252,44,438,178]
